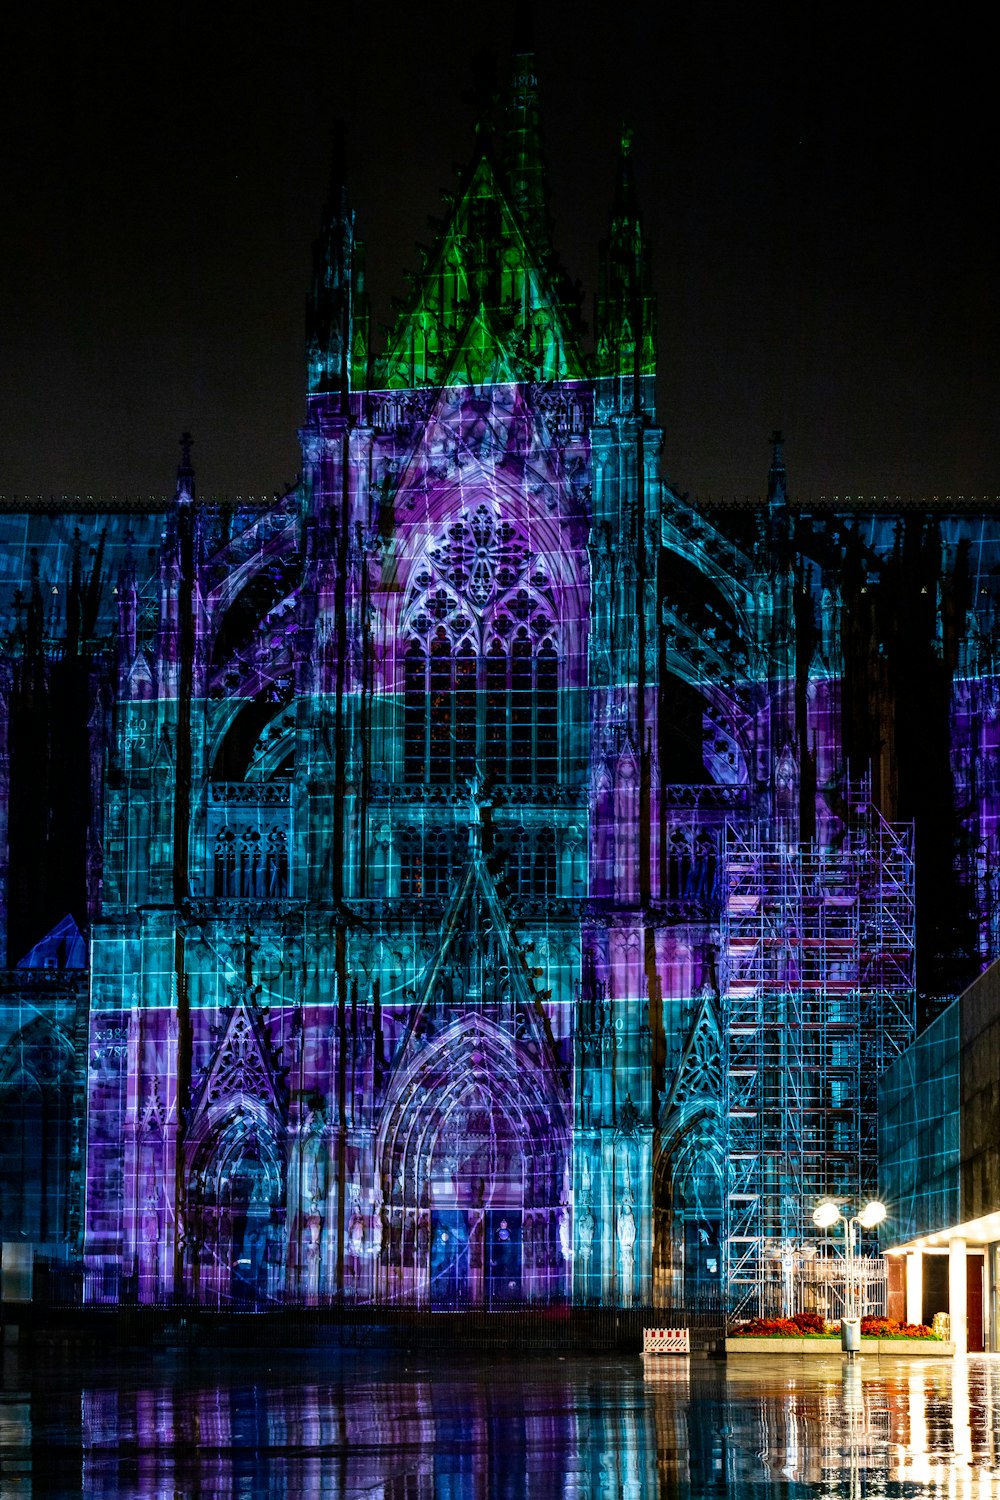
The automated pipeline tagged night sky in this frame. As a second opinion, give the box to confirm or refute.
[3,3,997,505]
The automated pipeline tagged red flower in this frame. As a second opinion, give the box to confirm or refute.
[732,1313,831,1337]
[861,1316,935,1338]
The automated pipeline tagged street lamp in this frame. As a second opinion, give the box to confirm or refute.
[813,1199,886,1349]
[813,1198,885,1256]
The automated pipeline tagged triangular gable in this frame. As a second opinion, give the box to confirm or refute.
[139,1075,167,1134]
[16,913,86,970]
[190,986,285,1123]
[380,154,583,390]
[125,646,154,693]
[378,363,568,523]
[441,303,522,389]
[394,828,562,1071]
[660,993,723,1120]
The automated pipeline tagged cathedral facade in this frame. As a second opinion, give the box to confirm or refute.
[1,42,998,1312]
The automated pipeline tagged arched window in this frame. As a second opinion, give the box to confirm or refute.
[398,828,422,898]
[214,828,237,897]
[429,628,451,784]
[265,828,289,898]
[534,827,557,897]
[402,506,560,785]
[403,643,426,782]
[240,827,263,898]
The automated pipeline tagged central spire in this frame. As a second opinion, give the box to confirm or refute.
[377,32,585,390]
[500,11,548,253]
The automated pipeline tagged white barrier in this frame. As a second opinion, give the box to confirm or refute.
[642,1327,690,1355]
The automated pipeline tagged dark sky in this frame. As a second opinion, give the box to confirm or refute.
[3,3,997,504]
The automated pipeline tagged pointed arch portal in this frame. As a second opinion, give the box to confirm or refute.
[378,1017,570,1307]
[0,1019,75,1245]
[186,1106,285,1305]
[653,995,726,1301]
[654,1105,725,1303]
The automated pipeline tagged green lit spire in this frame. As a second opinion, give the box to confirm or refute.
[501,5,548,253]
[594,126,656,382]
[377,22,584,392]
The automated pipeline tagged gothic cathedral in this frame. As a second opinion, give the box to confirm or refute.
[1,38,997,1313]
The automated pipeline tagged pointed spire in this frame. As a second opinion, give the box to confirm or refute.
[175,430,195,503]
[768,429,788,508]
[613,124,639,219]
[501,13,548,251]
[595,126,656,390]
[380,40,585,390]
[308,121,368,401]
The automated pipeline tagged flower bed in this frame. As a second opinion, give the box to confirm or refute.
[860,1317,938,1340]
[731,1313,836,1339]
[729,1313,940,1341]
[725,1311,950,1356]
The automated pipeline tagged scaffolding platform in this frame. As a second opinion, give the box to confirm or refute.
[723,795,915,1318]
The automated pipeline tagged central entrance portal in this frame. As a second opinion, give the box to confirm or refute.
[378,1017,571,1307]
[429,1207,523,1307]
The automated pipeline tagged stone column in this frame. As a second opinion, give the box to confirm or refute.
[906,1250,923,1328]
[949,1238,967,1354]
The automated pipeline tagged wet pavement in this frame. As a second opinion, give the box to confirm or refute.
[3,1344,1000,1496]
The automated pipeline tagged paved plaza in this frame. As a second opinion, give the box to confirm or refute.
[3,1346,1000,1496]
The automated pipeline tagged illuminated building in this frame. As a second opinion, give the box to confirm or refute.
[0,37,996,1312]
[880,956,1000,1352]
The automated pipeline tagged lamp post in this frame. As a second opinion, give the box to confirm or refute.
[813,1199,886,1353]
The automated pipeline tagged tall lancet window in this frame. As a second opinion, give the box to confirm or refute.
[402,505,559,785]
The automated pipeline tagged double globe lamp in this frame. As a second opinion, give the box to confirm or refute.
[812,1199,887,1349]
[813,1199,886,1243]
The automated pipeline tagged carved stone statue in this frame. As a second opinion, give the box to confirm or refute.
[558,1203,572,1263]
[370,1189,385,1259]
[302,1113,328,1216]
[617,1188,636,1304]
[577,1204,595,1264]
[347,1178,365,1257]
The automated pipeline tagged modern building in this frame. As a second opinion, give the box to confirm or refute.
[0,33,997,1312]
[880,958,1000,1353]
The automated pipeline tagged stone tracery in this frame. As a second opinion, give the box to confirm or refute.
[403,504,560,785]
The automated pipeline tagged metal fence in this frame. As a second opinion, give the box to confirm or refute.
[735,1250,888,1324]
[10,1270,729,1353]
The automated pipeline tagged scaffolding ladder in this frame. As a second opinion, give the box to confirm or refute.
[722,797,915,1317]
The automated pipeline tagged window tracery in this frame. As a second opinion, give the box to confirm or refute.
[398,825,463,899]
[492,824,557,898]
[402,506,560,784]
[212,824,289,899]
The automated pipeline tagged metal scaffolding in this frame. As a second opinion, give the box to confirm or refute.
[722,796,915,1317]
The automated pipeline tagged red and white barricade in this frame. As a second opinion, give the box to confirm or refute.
[642,1327,690,1355]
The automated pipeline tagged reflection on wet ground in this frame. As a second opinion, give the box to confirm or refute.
[3,1345,1000,1496]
